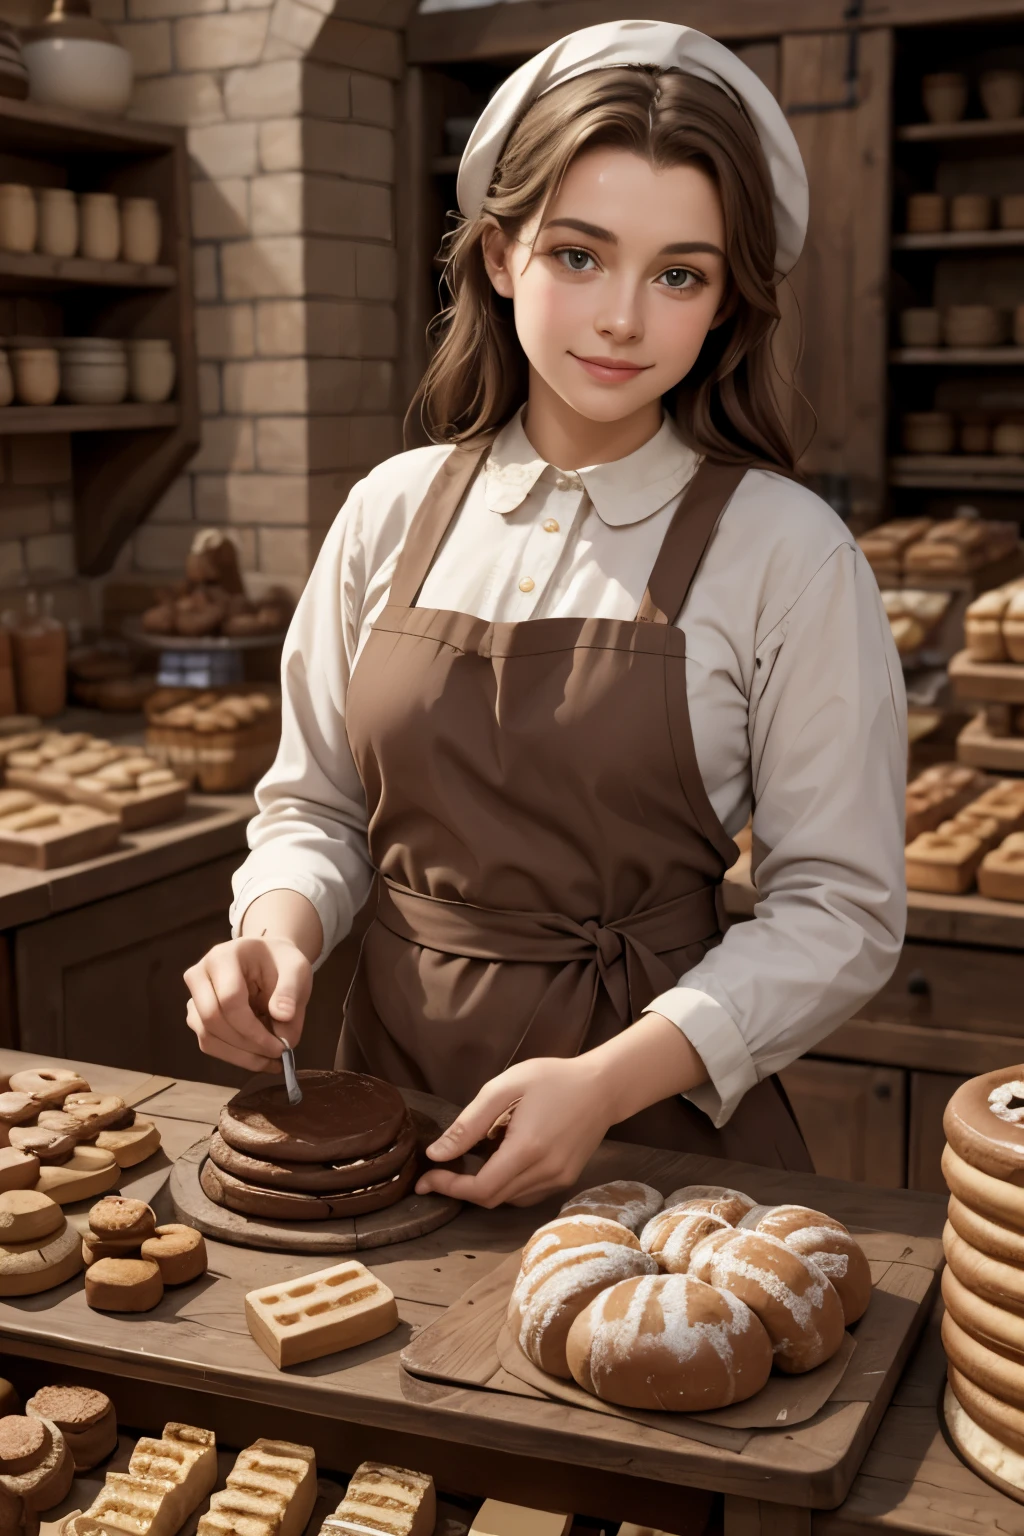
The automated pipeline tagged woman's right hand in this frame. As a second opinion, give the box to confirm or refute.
[184,936,313,1073]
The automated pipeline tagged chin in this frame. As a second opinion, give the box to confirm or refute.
[558,386,665,424]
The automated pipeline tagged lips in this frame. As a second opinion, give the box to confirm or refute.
[571,354,651,384]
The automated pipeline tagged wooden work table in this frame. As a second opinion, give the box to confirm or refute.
[0,1047,1009,1536]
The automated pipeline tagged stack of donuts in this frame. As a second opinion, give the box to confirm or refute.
[940,1065,1024,1500]
[507,1178,872,1413]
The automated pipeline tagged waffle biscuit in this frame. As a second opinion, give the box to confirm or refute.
[25,1387,116,1472]
[0,1219,82,1296]
[139,1226,207,1287]
[8,1071,88,1107]
[87,1423,217,1536]
[208,1113,417,1192]
[0,1148,39,1194]
[219,1071,407,1165]
[200,1149,416,1221]
[197,1439,316,1536]
[85,1258,163,1313]
[88,1198,155,1242]
[0,1419,74,1511]
[245,1259,399,1368]
[93,1121,161,1169]
[62,1097,133,1136]
[9,1127,77,1165]
[35,1147,119,1205]
[321,1463,435,1536]
[0,1192,62,1244]
[0,1093,42,1145]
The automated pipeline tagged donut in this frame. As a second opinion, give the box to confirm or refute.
[737,1204,872,1325]
[688,1227,845,1373]
[948,1194,1024,1267]
[942,1265,1024,1361]
[945,1068,1024,1183]
[942,1309,1024,1409]
[7,1071,88,1107]
[948,1365,1024,1459]
[944,1222,1024,1315]
[943,1143,1024,1232]
[565,1272,773,1412]
[639,1207,731,1274]
[663,1186,755,1226]
[218,1070,407,1165]
[509,1239,657,1379]
[519,1215,640,1276]
[559,1181,662,1235]
[944,1379,1024,1501]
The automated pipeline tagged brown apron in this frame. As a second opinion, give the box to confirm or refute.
[338,441,811,1170]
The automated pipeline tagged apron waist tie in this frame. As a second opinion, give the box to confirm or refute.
[375,877,721,1027]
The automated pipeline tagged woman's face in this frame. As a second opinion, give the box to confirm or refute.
[483,145,730,427]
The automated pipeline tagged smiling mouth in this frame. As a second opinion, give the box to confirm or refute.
[570,354,653,382]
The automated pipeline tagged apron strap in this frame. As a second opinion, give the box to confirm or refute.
[635,460,749,626]
[388,440,492,609]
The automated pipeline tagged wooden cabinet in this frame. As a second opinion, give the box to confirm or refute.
[780,1058,907,1187]
[909,1069,968,1193]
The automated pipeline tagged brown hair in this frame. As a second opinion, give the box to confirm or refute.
[411,66,798,472]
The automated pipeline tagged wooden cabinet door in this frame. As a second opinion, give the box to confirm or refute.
[909,1069,968,1195]
[780,1058,907,1187]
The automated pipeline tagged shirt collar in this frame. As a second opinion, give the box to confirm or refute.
[482,406,701,527]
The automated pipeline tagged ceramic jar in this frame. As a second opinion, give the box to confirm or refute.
[900,308,942,347]
[37,186,77,258]
[127,338,175,403]
[1000,194,1024,230]
[950,194,993,233]
[79,192,119,262]
[922,72,968,124]
[0,184,37,254]
[993,419,1024,456]
[0,350,12,408]
[60,337,127,404]
[21,0,133,117]
[903,412,954,455]
[943,305,1007,349]
[980,70,1024,122]
[120,197,161,266]
[13,348,60,406]
[906,192,945,234]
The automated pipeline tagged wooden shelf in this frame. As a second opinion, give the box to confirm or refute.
[893,229,1024,251]
[898,116,1024,143]
[0,251,175,291]
[0,93,181,157]
[889,455,1024,490]
[890,347,1024,365]
[0,404,178,436]
[949,650,1024,705]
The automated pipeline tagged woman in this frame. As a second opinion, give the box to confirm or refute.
[184,21,906,1209]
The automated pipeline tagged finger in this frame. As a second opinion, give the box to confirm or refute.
[425,1076,524,1164]
[205,948,285,1058]
[266,948,312,1044]
[417,1128,547,1206]
[186,1000,279,1074]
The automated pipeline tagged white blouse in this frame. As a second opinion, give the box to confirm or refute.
[230,409,907,1128]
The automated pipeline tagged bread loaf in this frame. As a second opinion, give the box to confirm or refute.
[737,1205,872,1325]
[662,1186,755,1226]
[688,1228,845,1373]
[519,1214,640,1276]
[565,1272,772,1411]
[639,1206,731,1274]
[508,1241,657,1378]
[558,1181,662,1234]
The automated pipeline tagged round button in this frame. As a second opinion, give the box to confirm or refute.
[543,519,559,534]
[519,577,535,593]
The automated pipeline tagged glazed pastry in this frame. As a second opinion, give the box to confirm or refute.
[8,1071,88,1107]
[197,1440,316,1536]
[518,1214,640,1276]
[662,1185,755,1225]
[640,1206,732,1274]
[245,1260,398,1368]
[558,1180,663,1235]
[25,1387,116,1472]
[0,1219,82,1297]
[84,1258,164,1314]
[565,1272,772,1411]
[140,1226,207,1287]
[87,1423,218,1536]
[62,1096,132,1136]
[508,1240,657,1377]
[320,1463,435,1536]
[737,1204,872,1324]
[0,1191,62,1245]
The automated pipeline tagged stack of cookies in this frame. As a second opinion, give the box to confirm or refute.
[201,1070,418,1222]
[941,1065,1024,1502]
[83,1197,207,1313]
[25,1387,116,1471]
[0,1412,75,1523]
[0,1189,82,1297]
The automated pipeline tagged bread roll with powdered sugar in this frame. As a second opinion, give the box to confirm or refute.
[508,1241,657,1378]
[565,1272,773,1411]
[640,1206,732,1274]
[519,1214,640,1277]
[738,1205,872,1325]
[559,1181,662,1235]
[662,1186,755,1226]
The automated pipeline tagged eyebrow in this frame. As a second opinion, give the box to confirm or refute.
[541,218,724,259]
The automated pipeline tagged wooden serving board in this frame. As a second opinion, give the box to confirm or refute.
[0,804,121,868]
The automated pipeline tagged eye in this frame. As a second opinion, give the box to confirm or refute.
[555,247,597,273]
[659,267,700,291]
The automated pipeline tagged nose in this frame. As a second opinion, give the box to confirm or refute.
[595,277,644,344]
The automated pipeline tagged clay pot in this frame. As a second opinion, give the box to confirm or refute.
[1000,194,1024,231]
[950,194,993,233]
[993,419,1024,456]
[922,72,968,124]
[906,192,945,234]
[943,305,1008,349]
[903,411,954,455]
[0,184,37,254]
[960,416,991,455]
[62,355,127,405]
[127,339,175,403]
[0,351,12,409]
[120,197,161,266]
[12,348,59,406]
[21,0,133,116]
[79,192,120,262]
[980,70,1024,122]
[900,308,942,347]
[37,186,77,258]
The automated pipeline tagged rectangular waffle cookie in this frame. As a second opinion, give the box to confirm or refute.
[245,1260,399,1368]
[196,1440,316,1536]
[321,1463,435,1536]
[86,1424,217,1536]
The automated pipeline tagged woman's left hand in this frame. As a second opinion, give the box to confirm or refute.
[414,1054,617,1208]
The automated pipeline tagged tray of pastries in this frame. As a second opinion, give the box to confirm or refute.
[144,686,279,792]
[0,789,120,869]
[904,769,1024,899]
[859,516,1020,581]
[1,732,187,830]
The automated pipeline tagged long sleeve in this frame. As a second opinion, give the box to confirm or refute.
[229,479,376,963]
[644,542,908,1127]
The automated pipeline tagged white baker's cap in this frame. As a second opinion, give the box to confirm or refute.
[457,18,808,277]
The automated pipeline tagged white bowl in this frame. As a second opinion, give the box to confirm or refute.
[62,359,128,406]
[22,37,132,116]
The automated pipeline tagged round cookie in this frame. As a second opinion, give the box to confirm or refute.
[943,1264,1024,1360]
[508,1241,658,1378]
[943,1143,1024,1232]
[558,1180,663,1235]
[84,1257,163,1313]
[207,1113,417,1192]
[0,1148,39,1195]
[689,1227,846,1373]
[948,1194,1024,1267]
[944,1222,1024,1315]
[944,1068,1024,1182]
[82,1233,144,1265]
[8,1070,88,1107]
[88,1197,155,1242]
[25,1387,116,1472]
[0,1192,62,1245]
[519,1215,640,1277]
[218,1069,407,1165]
[942,1308,1024,1409]
[0,1220,82,1297]
[566,1272,773,1411]
[949,1365,1024,1460]
[640,1207,732,1274]
[738,1204,872,1325]
[663,1186,755,1226]
[200,1147,417,1219]
[0,1418,74,1511]
[140,1225,207,1286]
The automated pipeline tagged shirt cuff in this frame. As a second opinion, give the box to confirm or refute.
[229,872,334,970]
[642,986,759,1130]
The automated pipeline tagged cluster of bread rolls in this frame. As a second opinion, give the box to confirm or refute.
[141,530,291,640]
[507,1179,871,1413]
[941,1066,1024,1496]
[965,580,1024,664]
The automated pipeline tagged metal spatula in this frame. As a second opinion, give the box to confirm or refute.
[275,1035,303,1105]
